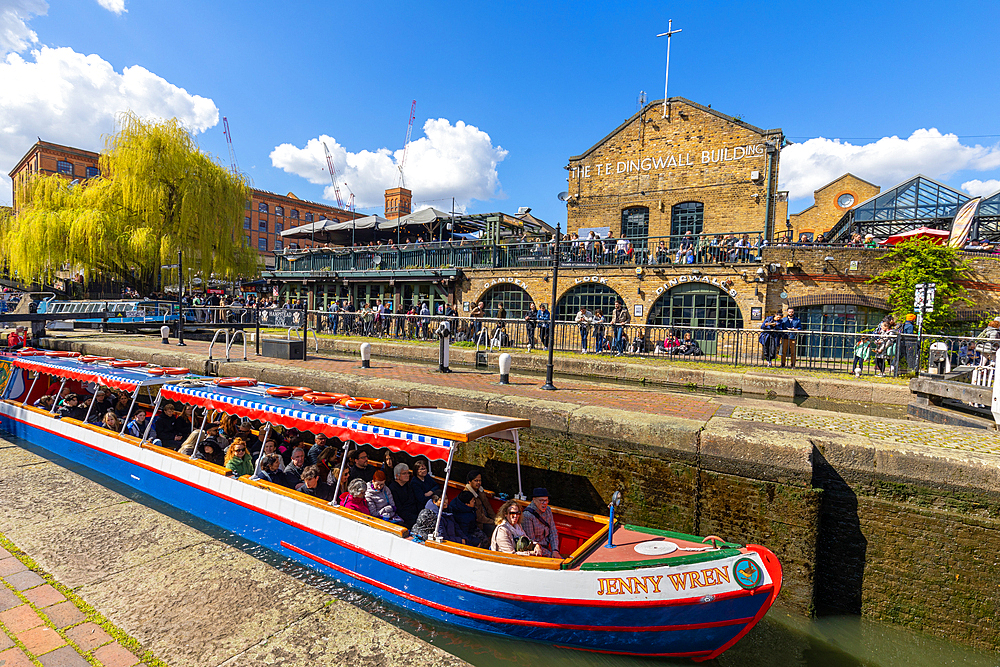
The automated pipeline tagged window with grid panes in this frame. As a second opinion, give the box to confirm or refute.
[482,284,533,320]
[275,206,284,216]
[56,160,73,175]
[258,237,267,251]
[244,216,251,229]
[670,202,704,237]
[259,219,267,232]
[555,284,622,322]
[621,207,649,241]
[290,209,299,219]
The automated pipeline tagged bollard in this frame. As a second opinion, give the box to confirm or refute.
[498,353,511,385]
[360,342,371,369]
[928,342,950,375]
[437,320,452,373]
[160,325,170,344]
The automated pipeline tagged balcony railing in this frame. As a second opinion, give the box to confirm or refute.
[272,232,766,273]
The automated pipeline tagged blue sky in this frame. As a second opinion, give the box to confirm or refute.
[3,0,1000,225]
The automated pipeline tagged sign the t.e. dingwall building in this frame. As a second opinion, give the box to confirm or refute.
[566,97,784,241]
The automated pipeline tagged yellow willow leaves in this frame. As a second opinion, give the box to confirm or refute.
[3,111,259,287]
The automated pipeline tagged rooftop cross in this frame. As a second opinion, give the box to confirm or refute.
[656,19,683,119]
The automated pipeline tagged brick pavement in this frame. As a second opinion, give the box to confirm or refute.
[0,543,153,667]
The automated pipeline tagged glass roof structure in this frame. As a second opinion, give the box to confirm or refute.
[828,175,1000,241]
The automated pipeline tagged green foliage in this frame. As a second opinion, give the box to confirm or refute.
[1,112,258,290]
[868,238,971,331]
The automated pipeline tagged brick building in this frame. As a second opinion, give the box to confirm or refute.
[566,97,787,244]
[7,140,357,268]
[788,174,880,242]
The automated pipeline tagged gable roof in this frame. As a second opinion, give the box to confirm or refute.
[569,97,783,161]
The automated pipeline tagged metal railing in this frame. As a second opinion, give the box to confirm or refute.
[295,310,996,378]
[272,231,767,273]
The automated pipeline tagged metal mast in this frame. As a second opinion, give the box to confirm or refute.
[222,117,240,175]
[322,142,346,209]
[398,100,416,188]
[656,20,682,119]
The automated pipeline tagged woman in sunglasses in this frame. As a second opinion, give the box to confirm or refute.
[224,437,254,478]
[490,500,543,556]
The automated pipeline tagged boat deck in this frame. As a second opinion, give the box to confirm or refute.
[575,525,736,569]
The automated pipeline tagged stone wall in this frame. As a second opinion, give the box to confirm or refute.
[788,174,881,241]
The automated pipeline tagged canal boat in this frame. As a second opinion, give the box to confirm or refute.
[0,351,782,660]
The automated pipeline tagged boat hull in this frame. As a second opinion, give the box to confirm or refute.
[0,403,780,659]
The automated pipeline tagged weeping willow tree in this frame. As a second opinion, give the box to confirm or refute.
[0,112,258,292]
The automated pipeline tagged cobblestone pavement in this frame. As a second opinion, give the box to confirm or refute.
[732,405,1000,455]
[0,539,152,667]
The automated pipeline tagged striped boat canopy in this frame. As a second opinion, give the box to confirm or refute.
[158,384,460,461]
[8,356,185,393]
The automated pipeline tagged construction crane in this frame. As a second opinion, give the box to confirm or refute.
[222,117,240,176]
[398,100,416,188]
[322,141,346,209]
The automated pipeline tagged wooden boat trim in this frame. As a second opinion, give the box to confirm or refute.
[423,537,563,569]
[562,522,611,570]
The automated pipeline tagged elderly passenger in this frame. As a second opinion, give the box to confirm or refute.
[388,463,420,528]
[520,487,563,558]
[366,470,403,523]
[490,500,543,556]
[340,478,371,514]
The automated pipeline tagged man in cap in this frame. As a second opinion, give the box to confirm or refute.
[521,487,562,558]
[901,313,918,372]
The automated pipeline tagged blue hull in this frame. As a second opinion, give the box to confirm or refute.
[0,412,773,658]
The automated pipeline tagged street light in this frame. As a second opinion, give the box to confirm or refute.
[542,221,561,391]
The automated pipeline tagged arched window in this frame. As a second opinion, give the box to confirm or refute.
[648,283,742,354]
[671,202,703,237]
[482,284,533,320]
[258,202,268,213]
[555,283,622,322]
[621,207,649,241]
[305,211,314,222]
[275,206,284,216]
[290,209,299,219]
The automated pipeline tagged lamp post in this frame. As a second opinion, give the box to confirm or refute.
[541,222,560,391]
[176,250,185,346]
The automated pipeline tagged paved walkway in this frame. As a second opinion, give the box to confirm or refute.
[44,333,1000,459]
[0,540,151,667]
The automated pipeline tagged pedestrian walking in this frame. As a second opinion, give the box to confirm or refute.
[524,303,538,351]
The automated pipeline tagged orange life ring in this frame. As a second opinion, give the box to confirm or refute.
[17,350,42,356]
[110,360,147,368]
[44,351,79,358]
[339,396,391,410]
[80,355,114,363]
[162,367,189,376]
[266,386,312,398]
[302,392,349,405]
[146,368,166,376]
[214,377,257,388]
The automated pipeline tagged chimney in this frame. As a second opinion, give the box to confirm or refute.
[384,187,412,219]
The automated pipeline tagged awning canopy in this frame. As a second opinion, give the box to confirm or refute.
[359,407,530,443]
[8,355,187,392]
[881,227,949,245]
[158,384,459,461]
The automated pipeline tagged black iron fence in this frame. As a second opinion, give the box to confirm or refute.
[273,231,766,273]
[292,310,998,378]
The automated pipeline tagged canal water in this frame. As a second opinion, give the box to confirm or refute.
[13,436,997,667]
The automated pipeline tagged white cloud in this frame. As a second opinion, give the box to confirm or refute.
[0,0,46,55]
[95,0,125,14]
[961,179,1000,198]
[780,129,1000,201]
[269,118,508,211]
[0,46,218,204]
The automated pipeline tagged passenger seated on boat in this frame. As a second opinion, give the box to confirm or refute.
[366,470,403,523]
[202,422,224,451]
[194,435,224,467]
[448,491,485,547]
[90,389,115,420]
[6,326,28,350]
[283,447,307,489]
[350,450,376,483]
[490,500,543,556]
[297,466,334,501]
[411,494,466,544]
[465,470,496,542]
[152,404,183,449]
[237,421,260,457]
[101,410,122,433]
[125,411,148,438]
[177,430,203,456]
[305,433,329,466]
[280,430,304,465]
[56,394,87,421]
[219,414,241,449]
[410,460,440,502]
[113,394,131,420]
[32,395,55,410]
[253,454,288,486]
[340,478,370,514]
[388,463,420,529]
[316,446,339,483]
[259,439,285,471]
[332,465,350,496]
[224,438,254,478]
[520,488,563,559]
